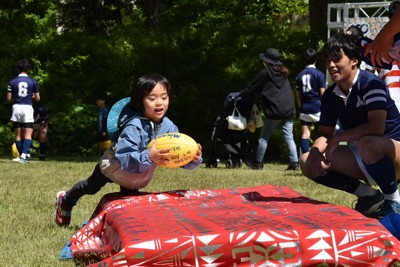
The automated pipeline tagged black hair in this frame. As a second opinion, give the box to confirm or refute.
[345,25,364,39]
[303,48,318,65]
[389,0,400,19]
[16,59,30,73]
[324,33,361,67]
[130,73,171,111]
[96,95,106,101]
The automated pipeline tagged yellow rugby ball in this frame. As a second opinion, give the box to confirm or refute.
[147,132,198,168]
[12,143,20,158]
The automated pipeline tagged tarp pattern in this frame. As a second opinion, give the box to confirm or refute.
[69,185,400,266]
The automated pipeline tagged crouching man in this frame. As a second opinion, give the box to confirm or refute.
[300,33,400,218]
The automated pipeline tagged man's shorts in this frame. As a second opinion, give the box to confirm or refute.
[10,104,34,123]
[33,121,48,131]
[299,112,320,126]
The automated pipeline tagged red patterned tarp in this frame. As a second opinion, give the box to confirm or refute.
[69,185,400,266]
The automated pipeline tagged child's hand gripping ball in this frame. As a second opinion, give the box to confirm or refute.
[148,132,198,168]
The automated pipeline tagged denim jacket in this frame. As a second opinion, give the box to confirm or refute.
[100,113,202,189]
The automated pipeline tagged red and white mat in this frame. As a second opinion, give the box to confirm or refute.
[69,185,400,266]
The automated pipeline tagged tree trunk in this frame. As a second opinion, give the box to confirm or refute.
[309,0,328,71]
[148,0,161,30]
[309,0,328,44]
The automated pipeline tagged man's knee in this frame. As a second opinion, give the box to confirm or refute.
[38,130,48,142]
[357,136,385,164]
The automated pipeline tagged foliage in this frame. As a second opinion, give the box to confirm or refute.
[57,0,133,35]
[0,0,311,159]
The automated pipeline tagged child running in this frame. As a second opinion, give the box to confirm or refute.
[54,73,203,227]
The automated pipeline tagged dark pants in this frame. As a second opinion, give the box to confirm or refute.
[62,163,138,208]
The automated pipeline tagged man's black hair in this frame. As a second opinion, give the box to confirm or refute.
[324,33,361,67]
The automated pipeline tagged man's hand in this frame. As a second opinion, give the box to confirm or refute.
[325,135,340,164]
[306,147,328,178]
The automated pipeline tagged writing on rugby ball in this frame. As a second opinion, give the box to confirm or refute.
[148,132,198,168]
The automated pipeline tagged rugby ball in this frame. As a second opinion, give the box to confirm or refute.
[11,143,20,158]
[147,132,198,168]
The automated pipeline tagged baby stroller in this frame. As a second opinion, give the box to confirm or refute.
[205,92,254,168]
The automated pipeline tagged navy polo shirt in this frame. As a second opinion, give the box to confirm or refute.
[320,70,400,141]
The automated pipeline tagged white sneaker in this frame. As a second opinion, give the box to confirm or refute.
[12,157,20,162]
[19,158,28,164]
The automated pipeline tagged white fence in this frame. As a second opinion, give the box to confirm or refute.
[327,2,391,38]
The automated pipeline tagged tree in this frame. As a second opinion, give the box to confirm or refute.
[309,0,327,46]
[57,0,127,35]
[0,0,311,158]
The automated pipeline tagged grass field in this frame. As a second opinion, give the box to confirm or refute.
[0,157,357,266]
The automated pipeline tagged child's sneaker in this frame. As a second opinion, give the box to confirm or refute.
[19,157,28,164]
[54,191,71,227]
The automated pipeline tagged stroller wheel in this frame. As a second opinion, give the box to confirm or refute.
[225,159,233,168]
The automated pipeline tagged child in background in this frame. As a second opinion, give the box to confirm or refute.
[295,48,326,154]
[32,106,49,160]
[54,73,203,227]
[95,95,111,154]
[7,59,40,163]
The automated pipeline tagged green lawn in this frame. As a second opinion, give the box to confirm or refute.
[0,157,357,266]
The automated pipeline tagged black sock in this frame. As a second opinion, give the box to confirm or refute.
[40,142,47,155]
[364,155,398,195]
[313,172,361,194]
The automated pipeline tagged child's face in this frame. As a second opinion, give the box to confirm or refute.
[142,82,169,122]
[96,99,105,108]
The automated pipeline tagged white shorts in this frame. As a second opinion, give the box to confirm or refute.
[299,112,320,124]
[10,104,34,123]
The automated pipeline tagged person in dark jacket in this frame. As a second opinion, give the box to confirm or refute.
[239,48,299,170]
